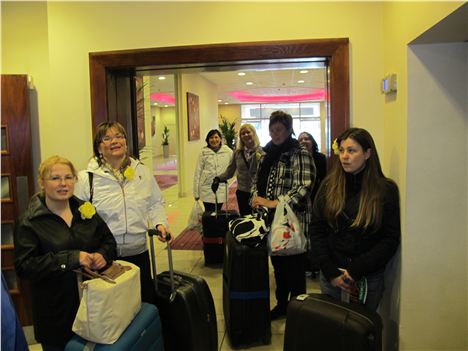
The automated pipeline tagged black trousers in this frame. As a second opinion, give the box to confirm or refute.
[118,250,156,305]
[236,189,252,216]
[270,253,307,307]
[203,202,224,213]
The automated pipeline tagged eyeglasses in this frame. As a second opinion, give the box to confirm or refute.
[101,134,125,143]
[46,175,76,183]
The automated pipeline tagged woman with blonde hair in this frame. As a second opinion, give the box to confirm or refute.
[214,123,264,215]
[15,155,116,350]
[310,127,400,311]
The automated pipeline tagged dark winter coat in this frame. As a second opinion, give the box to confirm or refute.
[310,171,400,281]
[14,194,116,347]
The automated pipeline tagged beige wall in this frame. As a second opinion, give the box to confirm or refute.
[2,2,466,349]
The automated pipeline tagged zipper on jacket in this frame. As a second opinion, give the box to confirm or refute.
[120,182,128,245]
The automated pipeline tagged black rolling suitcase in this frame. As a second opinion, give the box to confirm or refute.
[202,185,238,265]
[284,293,383,351]
[223,231,271,348]
[148,229,218,351]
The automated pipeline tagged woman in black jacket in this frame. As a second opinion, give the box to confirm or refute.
[310,128,400,311]
[14,156,116,350]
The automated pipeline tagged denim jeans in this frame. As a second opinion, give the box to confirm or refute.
[319,270,385,311]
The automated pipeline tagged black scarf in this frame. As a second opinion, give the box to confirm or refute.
[256,136,299,197]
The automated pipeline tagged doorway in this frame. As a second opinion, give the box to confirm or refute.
[89,39,349,195]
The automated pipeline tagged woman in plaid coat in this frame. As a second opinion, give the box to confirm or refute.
[251,110,315,320]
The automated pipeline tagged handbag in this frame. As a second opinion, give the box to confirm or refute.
[72,260,141,344]
[268,200,307,256]
[228,207,269,247]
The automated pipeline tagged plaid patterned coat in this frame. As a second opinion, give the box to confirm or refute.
[252,142,316,238]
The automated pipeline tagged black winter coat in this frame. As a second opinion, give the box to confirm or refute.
[310,171,400,281]
[14,194,117,347]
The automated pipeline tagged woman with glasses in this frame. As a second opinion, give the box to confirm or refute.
[75,121,170,305]
[14,155,116,351]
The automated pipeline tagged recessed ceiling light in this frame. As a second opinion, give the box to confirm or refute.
[153,102,158,106]
[237,72,246,76]
[298,80,305,84]
[164,105,168,107]
[158,76,166,80]
[299,70,308,74]
[246,81,254,85]
[218,99,223,103]
[224,102,229,105]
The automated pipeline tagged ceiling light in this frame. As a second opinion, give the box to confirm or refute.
[218,99,223,103]
[297,80,305,84]
[164,105,168,107]
[299,70,309,74]
[158,76,166,80]
[153,102,158,106]
[246,81,254,85]
[224,102,229,105]
[237,72,246,76]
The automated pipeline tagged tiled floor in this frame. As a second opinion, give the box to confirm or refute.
[27,156,321,350]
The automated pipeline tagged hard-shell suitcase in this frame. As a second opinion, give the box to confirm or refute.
[284,293,383,351]
[65,303,164,351]
[148,229,218,351]
[223,231,271,348]
[202,185,239,265]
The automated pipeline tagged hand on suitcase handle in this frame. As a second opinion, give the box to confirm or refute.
[148,227,172,243]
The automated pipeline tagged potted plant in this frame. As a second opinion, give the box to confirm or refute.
[219,115,237,150]
[162,125,170,158]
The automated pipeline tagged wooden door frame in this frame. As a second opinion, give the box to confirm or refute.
[89,38,349,153]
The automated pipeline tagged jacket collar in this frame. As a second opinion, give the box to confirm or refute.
[26,194,83,221]
[86,157,140,178]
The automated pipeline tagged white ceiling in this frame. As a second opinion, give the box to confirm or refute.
[148,62,328,106]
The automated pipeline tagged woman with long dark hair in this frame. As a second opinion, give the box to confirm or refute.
[310,127,400,311]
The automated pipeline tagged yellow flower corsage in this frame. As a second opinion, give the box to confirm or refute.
[78,201,96,220]
[123,166,135,180]
[255,151,262,161]
[332,138,340,155]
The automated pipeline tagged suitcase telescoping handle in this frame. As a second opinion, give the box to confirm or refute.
[148,229,176,302]
[213,179,229,217]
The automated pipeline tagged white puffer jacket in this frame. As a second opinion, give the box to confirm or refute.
[75,158,167,257]
[193,145,233,203]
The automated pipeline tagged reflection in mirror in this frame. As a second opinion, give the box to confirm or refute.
[3,270,18,290]
[1,176,11,200]
[1,223,14,245]
[1,127,7,153]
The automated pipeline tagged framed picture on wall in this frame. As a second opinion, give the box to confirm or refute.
[187,92,200,141]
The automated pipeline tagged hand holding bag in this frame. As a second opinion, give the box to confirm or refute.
[72,260,141,344]
[268,200,307,256]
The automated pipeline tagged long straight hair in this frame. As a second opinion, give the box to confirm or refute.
[321,128,387,230]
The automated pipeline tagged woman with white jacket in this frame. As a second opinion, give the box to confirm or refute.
[75,122,170,305]
[193,129,233,212]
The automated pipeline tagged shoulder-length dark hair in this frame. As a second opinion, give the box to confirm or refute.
[93,121,128,166]
[321,128,387,230]
[298,131,318,153]
[205,129,223,148]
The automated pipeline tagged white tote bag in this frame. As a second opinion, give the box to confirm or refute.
[72,260,141,344]
[268,200,307,256]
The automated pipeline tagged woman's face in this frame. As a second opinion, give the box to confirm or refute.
[208,133,221,149]
[269,122,290,146]
[298,133,312,153]
[98,127,127,161]
[339,137,370,174]
[240,128,254,148]
[40,164,76,202]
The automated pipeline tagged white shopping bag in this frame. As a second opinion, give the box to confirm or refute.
[268,200,307,256]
